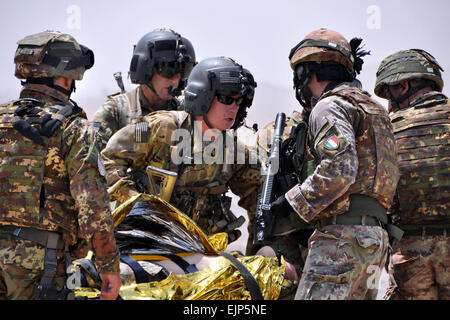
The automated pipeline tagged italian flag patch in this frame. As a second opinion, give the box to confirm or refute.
[324,135,339,150]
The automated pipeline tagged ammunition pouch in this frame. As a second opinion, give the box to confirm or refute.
[291,121,308,179]
[12,98,83,146]
[173,185,245,238]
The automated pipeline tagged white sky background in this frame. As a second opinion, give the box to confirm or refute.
[1,0,449,255]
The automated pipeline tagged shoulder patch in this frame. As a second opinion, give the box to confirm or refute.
[324,135,339,150]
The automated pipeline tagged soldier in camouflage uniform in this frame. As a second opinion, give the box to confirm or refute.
[0,31,121,300]
[266,28,400,300]
[102,56,262,243]
[92,28,196,150]
[375,49,450,300]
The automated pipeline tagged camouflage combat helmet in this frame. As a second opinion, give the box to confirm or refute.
[288,28,369,108]
[289,28,356,75]
[14,31,94,81]
[184,56,257,129]
[129,28,196,94]
[374,49,444,99]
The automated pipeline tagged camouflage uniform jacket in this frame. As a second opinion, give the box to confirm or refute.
[102,110,263,234]
[389,91,450,226]
[92,86,181,150]
[0,84,119,274]
[285,82,399,223]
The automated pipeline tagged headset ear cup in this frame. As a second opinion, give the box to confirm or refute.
[130,54,153,84]
[130,55,139,73]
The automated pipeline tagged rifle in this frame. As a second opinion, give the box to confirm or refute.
[253,112,286,245]
[114,71,126,93]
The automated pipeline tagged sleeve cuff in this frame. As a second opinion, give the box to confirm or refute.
[96,253,120,274]
[285,185,315,223]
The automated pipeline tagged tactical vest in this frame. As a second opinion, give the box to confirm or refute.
[390,93,450,225]
[132,110,241,236]
[0,98,84,244]
[316,85,399,217]
[109,87,180,130]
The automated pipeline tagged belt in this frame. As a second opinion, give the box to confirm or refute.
[0,225,64,249]
[316,214,382,229]
[401,225,450,237]
[313,195,404,241]
[315,194,387,229]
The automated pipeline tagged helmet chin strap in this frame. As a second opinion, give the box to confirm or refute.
[297,79,313,110]
[386,80,429,111]
[386,88,401,111]
[144,82,158,96]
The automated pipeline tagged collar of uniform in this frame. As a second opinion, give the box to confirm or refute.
[192,118,205,155]
[138,85,154,112]
[191,118,235,156]
[20,83,69,105]
[408,90,448,108]
[138,85,175,113]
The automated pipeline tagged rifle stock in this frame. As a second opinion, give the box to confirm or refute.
[146,165,178,202]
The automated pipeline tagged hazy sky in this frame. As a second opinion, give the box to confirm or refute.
[1,0,449,126]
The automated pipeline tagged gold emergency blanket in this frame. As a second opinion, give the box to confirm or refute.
[117,254,286,300]
[75,193,291,300]
[113,193,226,254]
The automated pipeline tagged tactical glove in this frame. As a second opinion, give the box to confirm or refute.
[270,195,293,218]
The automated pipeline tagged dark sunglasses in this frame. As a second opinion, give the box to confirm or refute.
[216,94,244,106]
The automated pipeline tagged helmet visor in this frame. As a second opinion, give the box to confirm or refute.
[154,60,196,79]
[154,61,183,78]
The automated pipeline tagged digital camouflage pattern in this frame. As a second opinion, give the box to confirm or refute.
[285,83,399,221]
[0,83,120,300]
[375,49,444,99]
[391,235,450,300]
[14,31,87,81]
[295,224,389,300]
[102,110,263,237]
[389,92,450,225]
[92,86,182,150]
